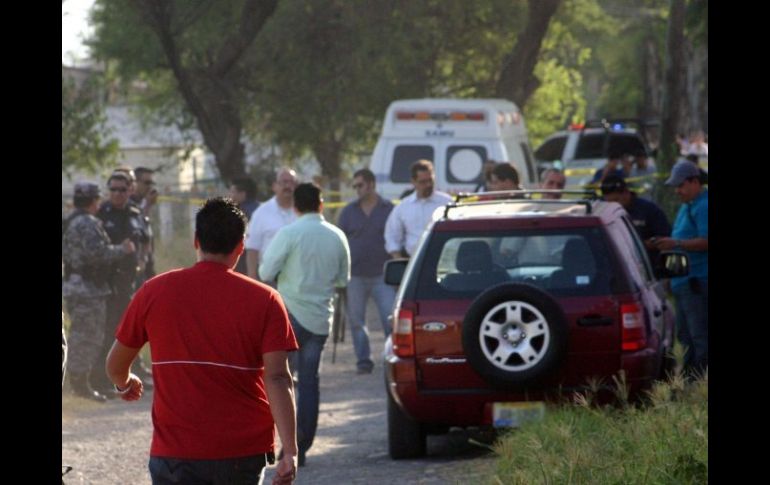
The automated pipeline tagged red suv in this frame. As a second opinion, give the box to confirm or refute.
[383,191,688,459]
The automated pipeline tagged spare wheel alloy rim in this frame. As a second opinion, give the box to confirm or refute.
[478,300,550,372]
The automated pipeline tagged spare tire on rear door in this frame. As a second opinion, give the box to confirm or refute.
[462,283,568,388]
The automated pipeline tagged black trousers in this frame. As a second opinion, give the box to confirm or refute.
[149,454,269,485]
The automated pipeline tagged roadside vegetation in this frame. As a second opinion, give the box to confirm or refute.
[488,349,708,484]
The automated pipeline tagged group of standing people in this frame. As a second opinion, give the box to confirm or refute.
[61,152,706,484]
[62,166,158,402]
[600,158,708,377]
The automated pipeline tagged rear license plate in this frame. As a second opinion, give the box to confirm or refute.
[492,401,545,428]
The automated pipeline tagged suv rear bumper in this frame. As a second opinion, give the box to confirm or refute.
[386,348,660,426]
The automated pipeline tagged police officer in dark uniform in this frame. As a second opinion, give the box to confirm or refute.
[62,181,135,401]
[93,171,153,395]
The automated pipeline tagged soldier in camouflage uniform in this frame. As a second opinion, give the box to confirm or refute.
[62,181,136,402]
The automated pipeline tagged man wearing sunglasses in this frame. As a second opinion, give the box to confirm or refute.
[337,169,395,375]
[131,167,158,287]
[94,171,153,397]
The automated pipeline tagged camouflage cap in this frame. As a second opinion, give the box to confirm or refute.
[73,181,102,198]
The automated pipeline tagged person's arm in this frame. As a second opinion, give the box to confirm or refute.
[383,205,404,258]
[263,351,297,483]
[245,213,263,279]
[336,237,351,289]
[106,340,144,401]
[654,237,708,252]
[246,250,260,280]
[259,230,289,282]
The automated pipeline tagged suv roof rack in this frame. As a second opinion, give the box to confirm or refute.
[444,189,600,218]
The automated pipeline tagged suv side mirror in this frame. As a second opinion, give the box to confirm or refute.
[384,259,409,286]
[655,251,690,279]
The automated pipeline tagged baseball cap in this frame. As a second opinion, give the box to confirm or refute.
[74,181,102,198]
[665,160,701,186]
[600,175,628,195]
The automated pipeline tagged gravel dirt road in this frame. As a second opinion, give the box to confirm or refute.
[62,304,497,484]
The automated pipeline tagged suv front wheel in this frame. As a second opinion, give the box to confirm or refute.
[462,283,568,389]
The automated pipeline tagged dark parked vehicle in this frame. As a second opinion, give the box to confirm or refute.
[383,191,688,459]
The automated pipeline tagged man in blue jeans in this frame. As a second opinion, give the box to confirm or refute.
[338,169,396,374]
[260,183,351,467]
[654,160,708,377]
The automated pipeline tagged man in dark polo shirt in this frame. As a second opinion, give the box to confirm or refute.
[337,168,396,374]
[601,175,671,268]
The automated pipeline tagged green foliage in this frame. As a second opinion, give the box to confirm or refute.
[522,0,609,146]
[62,73,119,177]
[488,374,708,484]
[524,59,586,147]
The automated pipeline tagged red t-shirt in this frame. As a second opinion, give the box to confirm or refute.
[116,261,298,459]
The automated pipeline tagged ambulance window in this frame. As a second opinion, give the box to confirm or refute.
[446,145,487,183]
[391,145,434,183]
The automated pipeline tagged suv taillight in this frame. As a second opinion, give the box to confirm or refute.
[621,303,646,351]
[393,308,415,358]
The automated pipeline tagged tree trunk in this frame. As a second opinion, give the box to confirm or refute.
[686,42,708,133]
[494,0,562,108]
[655,0,687,217]
[658,0,687,167]
[313,138,343,200]
[132,0,278,185]
[641,31,661,123]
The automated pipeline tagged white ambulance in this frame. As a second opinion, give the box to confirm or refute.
[370,98,537,200]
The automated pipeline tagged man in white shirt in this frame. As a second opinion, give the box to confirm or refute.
[245,167,298,281]
[384,160,452,258]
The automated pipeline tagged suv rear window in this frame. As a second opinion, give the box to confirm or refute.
[412,227,622,299]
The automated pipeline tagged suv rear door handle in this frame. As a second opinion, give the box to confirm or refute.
[577,315,614,326]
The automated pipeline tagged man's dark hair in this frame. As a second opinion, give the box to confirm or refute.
[492,163,520,185]
[294,183,322,213]
[410,159,434,180]
[195,197,247,255]
[231,176,257,200]
[353,168,375,184]
[135,167,154,178]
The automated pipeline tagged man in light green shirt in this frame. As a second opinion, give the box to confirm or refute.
[259,183,350,466]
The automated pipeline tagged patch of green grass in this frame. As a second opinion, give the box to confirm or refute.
[488,370,708,484]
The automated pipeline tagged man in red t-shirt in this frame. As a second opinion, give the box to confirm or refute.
[106,197,299,485]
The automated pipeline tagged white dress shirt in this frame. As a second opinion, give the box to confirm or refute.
[384,190,452,256]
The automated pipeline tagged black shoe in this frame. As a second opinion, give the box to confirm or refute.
[356,363,374,374]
